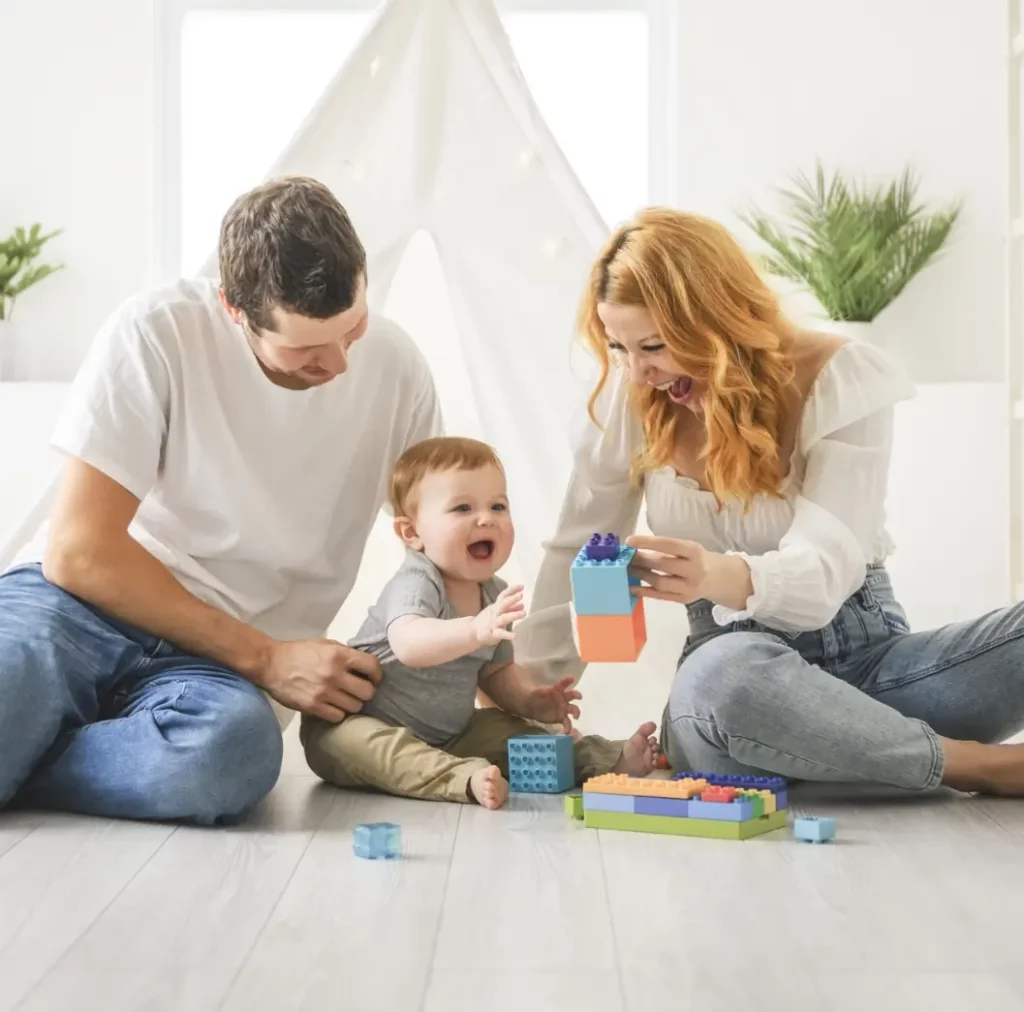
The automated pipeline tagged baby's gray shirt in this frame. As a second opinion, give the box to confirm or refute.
[351,549,513,745]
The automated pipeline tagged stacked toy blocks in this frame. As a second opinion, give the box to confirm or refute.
[353,822,401,859]
[570,533,647,662]
[508,734,574,793]
[581,771,788,840]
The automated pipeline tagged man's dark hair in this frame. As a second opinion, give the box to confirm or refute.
[218,176,367,331]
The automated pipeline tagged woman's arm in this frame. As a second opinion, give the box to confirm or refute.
[630,408,896,632]
[514,371,644,683]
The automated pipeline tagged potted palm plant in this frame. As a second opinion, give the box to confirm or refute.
[740,164,960,340]
[0,224,63,380]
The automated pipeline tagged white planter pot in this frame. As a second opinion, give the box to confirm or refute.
[822,320,876,343]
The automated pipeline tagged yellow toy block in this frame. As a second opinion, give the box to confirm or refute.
[582,773,708,799]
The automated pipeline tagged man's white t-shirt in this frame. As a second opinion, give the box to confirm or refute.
[16,278,442,641]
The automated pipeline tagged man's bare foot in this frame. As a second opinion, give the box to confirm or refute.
[468,765,509,809]
[612,721,659,778]
[942,738,1024,795]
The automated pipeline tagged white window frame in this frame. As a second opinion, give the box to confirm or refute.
[154,0,680,281]
[1010,0,1023,601]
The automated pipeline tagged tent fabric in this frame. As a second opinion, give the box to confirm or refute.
[202,0,609,588]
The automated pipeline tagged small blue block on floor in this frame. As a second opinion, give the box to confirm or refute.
[508,734,574,793]
[353,822,401,859]
[793,816,836,843]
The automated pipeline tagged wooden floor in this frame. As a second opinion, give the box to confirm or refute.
[4,749,1024,1012]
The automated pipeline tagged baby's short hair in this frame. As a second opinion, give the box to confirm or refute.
[389,436,504,517]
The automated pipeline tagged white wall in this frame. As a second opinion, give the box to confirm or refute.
[0,0,155,381]
[674,0,1008,385]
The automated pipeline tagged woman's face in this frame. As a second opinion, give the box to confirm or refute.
[597,302,703,412]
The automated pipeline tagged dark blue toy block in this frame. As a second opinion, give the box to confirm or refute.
[570,545,640,616]
[581,791,635,813]
[672,770,787,792]
[634,796,690,818]
[584,532,621,561]
[353,822,401,859]
[508,734,575,793]
[794,816,836,843]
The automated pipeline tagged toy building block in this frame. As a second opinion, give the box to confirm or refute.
[653,752,670,770]
[564,792,584,819]
[585,533,621,561]
[793,816,836,844]
[508,734,574,793]
[353,821,401,859]
[634,796,690,817]
[584,808,787,841]
[584,773,707,798]
[581,792,635,813]
[575,598,646,662]
[570,542,640,616]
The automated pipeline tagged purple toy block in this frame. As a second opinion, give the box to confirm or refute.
[584,532,621,561]
[634,796,690,818]
[688,798,755,822]
[581,792,635,813]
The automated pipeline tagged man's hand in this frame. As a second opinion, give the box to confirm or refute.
[472,584,526,648]
[521,676,582,733]
[259,639,382,722]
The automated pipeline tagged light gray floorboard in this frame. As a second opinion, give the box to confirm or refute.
[5,761,1024,1011]
[13,776,333,1012]
[221,788,459,1012]
[0,814,174,1011]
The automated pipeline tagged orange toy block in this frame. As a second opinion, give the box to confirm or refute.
[583,773,708,798]
[575,598,646,663]
[701,785,738,803]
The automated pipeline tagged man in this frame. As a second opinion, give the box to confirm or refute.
[0,177,441,824]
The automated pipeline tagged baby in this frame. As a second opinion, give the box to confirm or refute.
[300,436,657,809]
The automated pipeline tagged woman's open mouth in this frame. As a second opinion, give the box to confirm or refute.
[468,539,495,561]
[665,377,694,403]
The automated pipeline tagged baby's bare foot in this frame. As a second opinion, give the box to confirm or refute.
[612,721,658,778]
[469,765,509,809]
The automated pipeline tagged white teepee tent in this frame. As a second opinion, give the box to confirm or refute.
[203,0,610,588]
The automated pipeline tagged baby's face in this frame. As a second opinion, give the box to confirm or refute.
[407,464,514,582]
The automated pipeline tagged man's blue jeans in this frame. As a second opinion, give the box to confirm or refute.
[0,564,283,824]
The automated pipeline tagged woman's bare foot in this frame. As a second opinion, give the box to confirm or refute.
[612,721,659,778]
[941,738,1024,795]
[468,765,509,809]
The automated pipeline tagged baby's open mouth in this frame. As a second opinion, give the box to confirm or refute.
[468,539,494,560]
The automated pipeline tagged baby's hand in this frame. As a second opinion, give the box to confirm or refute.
[523,676,583,732]
[472,585,526,647]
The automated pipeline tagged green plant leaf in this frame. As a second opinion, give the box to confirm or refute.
[739,162,960,321]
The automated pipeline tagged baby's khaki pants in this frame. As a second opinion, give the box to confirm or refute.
[300,708,626,802]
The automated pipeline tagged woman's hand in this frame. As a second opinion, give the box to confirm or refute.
[625,535,753,610]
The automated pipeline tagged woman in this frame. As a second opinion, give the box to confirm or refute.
[518,207,1024,795]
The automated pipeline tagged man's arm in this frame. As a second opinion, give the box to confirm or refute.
[43,459,380,721]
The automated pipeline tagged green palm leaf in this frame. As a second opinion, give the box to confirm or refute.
[739,163,961,322]
[0,224,63,321]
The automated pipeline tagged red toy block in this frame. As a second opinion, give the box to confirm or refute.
[575,597,646,662]
[700,786,738,803]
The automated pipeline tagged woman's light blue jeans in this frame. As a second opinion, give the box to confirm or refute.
[0,564,283,824]
[662,566,1024,790]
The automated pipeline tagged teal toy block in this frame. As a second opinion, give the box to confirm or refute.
[794,816,836,843]
[570,544,640,616]
[508,735,574,793]
[353,822,401,859]
[581,791,635,813]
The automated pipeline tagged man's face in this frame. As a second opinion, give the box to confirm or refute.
[221,276,370,390]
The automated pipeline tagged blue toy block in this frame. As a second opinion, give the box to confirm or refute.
[671,770,787,793]
[634,796,690,818]
[570,545,640,616]
[581,791,635,813]
[584,532,621,561]
[793,816,836,843]
[508,735,574,793]
[688,798,755,822]
[353,822,401,859]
